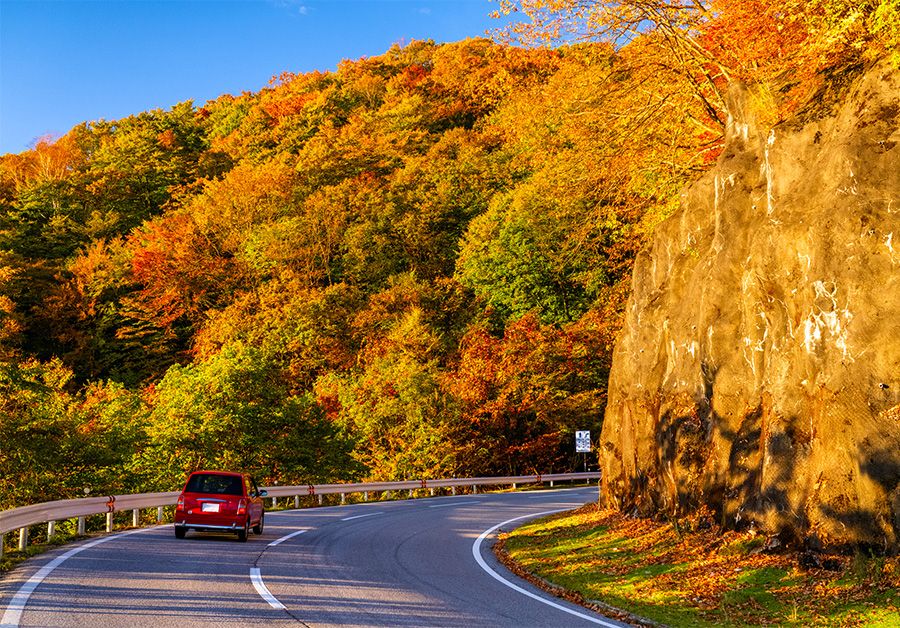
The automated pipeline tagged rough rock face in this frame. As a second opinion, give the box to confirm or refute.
[599,62,900,549]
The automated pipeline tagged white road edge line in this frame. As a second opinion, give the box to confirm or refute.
[471,510,624,628]
[267,529,307,548]
[0,527,153,628]
[250,567,286,610]
[340,512,382,521]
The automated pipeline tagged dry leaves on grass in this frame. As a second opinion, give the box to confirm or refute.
[505,504,900,626]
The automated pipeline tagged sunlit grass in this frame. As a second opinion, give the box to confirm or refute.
[501,505,900,627]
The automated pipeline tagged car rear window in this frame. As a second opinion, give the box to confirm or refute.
[185,473,243,495]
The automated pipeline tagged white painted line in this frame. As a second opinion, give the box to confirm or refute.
[1,527,151,628]
[250,567,286,610]
[267,529,307,548]
[472,510,624,628]
[428,501,478,508]
[525,488,594,497]
[340,512,383,521]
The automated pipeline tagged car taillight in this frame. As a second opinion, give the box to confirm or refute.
[176,495,185,512]
[236,499,246,515]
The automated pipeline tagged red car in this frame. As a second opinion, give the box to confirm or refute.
[174,470,266,541]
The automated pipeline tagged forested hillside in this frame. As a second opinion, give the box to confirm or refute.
[0,38,709,507]
[1,0,896,512]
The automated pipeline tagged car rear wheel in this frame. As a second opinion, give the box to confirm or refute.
[237,519,249,542]
[253,513,264,535]
[174,527,186,539]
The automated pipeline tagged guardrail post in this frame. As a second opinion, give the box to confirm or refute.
[550,480,554,487]
[451,487,456,496]
[157,507,164,522]
[294,495,300,509]
[340,493,346,505]
[106,512,113,533]
[271,496,277,508]
[430,488,435,496]
[78,516,86,535]
[473,485,478,494]
[48,521,56,539]
[0,532,4,558]
[317,494,323,506]
[408,489,413,499]
[512,483,517,490]
[18,527,28,551]
[363,491,368,502]
[132,509,140,527]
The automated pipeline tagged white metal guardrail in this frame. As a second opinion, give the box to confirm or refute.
[0,472,600,556]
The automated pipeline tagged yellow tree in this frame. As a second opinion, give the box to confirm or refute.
[496,0,900,121]
[495,0,732,128]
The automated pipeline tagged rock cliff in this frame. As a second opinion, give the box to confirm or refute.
[599,61,900,549]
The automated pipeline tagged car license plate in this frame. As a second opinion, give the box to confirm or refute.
[201,503,220,513]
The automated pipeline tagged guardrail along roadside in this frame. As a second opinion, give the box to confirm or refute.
[0,472,600,557]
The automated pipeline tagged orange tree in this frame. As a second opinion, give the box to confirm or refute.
[445,311,615,475]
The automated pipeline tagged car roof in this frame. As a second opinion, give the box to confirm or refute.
[189,470,244,477]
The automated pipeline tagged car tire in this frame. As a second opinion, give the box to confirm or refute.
[237,520,249,542]
[175,527,186,539]
[253,513,264,535]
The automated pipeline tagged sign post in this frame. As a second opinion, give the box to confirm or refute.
[575,430,591,472]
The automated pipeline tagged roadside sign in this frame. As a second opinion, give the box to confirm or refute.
[575,430,591,453]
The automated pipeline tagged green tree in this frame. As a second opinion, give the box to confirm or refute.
[0,359,145,509]
[456,193,591,325]
[140,344,358,490]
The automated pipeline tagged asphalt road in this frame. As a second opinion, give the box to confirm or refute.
[0,487,629,627]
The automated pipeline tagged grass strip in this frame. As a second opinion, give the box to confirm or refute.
[500,504,900,627]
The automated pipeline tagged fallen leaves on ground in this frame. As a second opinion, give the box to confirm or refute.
[500,504,900,627]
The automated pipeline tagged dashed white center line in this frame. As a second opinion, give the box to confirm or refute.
[250,568,286,610]
[267,529,307,548]
[428,501,478,508]
[341,511,383,521]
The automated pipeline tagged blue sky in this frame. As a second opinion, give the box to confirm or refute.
[0,0,510,155]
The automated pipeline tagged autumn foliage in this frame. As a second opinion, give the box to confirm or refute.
[0,0,895,507]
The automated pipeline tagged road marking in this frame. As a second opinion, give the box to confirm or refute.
[267,529,307,548]
[250,567,286,610]
[472,510,624,628]
[428,501,477,508]
[0,527,151,628]
[341,512,383,521]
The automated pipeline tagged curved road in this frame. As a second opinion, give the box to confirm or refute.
[1,487,627,627]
